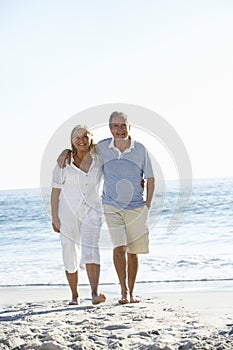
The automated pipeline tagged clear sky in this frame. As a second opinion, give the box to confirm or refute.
[1,0,233,190]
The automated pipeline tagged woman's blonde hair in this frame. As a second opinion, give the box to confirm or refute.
[71,125,97,155]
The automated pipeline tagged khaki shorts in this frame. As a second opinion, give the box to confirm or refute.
[103,204,149,254]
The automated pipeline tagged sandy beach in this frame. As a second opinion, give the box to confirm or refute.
[0,287,233,349]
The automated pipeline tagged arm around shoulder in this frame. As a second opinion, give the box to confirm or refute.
[57,149,72,168]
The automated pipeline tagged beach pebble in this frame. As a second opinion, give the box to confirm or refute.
[104,324,130,330]
[216,344,231,350]
[4,336,26,349]
[137,331,151,337]
[24,339,43,349]
[40,341,68,350]
[178,341,196,350]
[44,331,66,344]
[154,345,173,350]
[132,315,145,321]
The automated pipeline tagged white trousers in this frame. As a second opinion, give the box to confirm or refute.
[60,207,102,273]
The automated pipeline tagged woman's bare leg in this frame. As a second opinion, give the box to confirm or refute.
[86,263,106,304]
[65,271,79,304]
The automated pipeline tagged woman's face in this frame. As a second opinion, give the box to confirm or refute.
[72,128,91,152]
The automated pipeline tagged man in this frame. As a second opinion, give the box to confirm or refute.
[58,111,155,304]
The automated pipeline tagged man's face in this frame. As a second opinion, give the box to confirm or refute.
[110,116,130,140]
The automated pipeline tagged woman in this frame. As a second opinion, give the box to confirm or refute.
[51,125,106,305]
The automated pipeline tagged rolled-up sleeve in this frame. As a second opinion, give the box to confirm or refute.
[143,149,154,179]
[52,164,65,189]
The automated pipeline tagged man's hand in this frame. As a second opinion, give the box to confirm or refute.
[146,177,155,210]
[57,149,72,168]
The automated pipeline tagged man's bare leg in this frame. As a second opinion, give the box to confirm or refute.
[127,253,140,303]
[65,271,79,305]
[113,246,129,304]
[86,263,106,305]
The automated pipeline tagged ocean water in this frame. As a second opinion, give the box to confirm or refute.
[0,177,233,293]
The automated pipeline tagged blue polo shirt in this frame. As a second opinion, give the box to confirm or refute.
[97,138,154,209]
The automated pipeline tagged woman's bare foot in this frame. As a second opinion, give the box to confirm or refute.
[92,293,106,305]
[68,298,79,305]
[69,294,79,305]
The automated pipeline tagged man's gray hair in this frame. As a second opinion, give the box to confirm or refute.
[109,111,128,127]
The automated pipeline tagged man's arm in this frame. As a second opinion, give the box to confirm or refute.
[57,149,72,168]
[146,177,155,209]
[51,188,61,232]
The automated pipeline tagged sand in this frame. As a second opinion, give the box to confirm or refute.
[0,287,233,350]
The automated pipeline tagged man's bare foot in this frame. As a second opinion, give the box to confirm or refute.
[130,295,140,303]
[118,294,129,304]
[92,293,106,305]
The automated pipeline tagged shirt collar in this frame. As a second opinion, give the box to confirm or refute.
[109,138,135,151]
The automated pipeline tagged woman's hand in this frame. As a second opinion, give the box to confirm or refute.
[52,216,61,233]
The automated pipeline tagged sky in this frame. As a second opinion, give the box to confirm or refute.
[1,0,233,190]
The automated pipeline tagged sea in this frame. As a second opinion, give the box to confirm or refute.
[0,177,233,294]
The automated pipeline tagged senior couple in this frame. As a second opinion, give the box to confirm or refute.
[51,111,155,305]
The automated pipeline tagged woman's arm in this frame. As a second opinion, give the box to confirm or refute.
[51,188,61,232]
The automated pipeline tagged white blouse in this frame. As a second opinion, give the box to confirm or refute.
[52,155,103,227]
